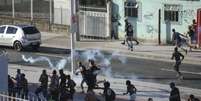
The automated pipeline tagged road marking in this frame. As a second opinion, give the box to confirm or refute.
[161,68,201,75]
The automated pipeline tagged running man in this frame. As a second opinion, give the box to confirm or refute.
[121,19,130,45]
[172,29,188,54]
[123,80,137,101]
[126,24,134,51]
[171,47,184,79]
[75,61,88,93]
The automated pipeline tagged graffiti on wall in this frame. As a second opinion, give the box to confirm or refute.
[146,25,157,34]
[143,12,157,34]
[180,9,196,23]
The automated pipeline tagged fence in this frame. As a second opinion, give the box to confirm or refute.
[0,0,73,25]
[0,91,46,101]
[0,0,51,20]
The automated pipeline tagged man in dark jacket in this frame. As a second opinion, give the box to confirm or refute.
[169,82,181,101]
[59,69,67,88]
[20,73,28,99]
[103,81,116,101]
[66,75,76,100]
[35,70,48,100]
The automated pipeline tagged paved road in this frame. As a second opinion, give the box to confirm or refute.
[4,46,201,89]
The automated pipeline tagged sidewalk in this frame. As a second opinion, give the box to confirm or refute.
[8,64,201,101]
[41,32,201,65]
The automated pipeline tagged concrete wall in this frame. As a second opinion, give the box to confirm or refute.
[0,53,8,92]
[0,0,11,5]
[112,0,201,44]
[0,16,69,33]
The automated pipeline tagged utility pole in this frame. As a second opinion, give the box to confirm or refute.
[158,9,161,45]
[70,0,76,75]
[49,0,52,30]
[12,0,15,24]
[12,0,15,19]
[31,0,33,24]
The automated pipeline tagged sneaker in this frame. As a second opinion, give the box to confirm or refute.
[131,48,133,51]
[121,42,125,45]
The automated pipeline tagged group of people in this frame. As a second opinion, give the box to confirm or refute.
[75,59,101,93]
[121,18,198,53]
[8,68,200,101]
[8,68,76,101]
[7,59,139,101]
[36,69,76,101]
[8,69,28,99]
[172,19,198,54]
[171,19,198,80]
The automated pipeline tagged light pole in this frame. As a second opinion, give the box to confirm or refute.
[49,0,52,25]
[31,0,33,23]
[70,0,76,75]
[12,0,15,19]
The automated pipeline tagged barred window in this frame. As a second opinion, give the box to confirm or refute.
[164,10,179,22]
[164,4,181,22]
[124,2,138,17]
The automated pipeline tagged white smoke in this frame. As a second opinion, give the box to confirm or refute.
[56,58,67,70]
[22,55,54,68]
[22,55,69,69]
[22,49,127,78]
[111,50,127,64]
[80,49,127,78]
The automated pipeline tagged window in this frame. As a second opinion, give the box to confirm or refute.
[79,0,106,8]
[6,27,17,34]
[124,2,138,17]
[0,26,6,33]
[164,4,181,22]
[22,27,39,34]
[164,11,179,22]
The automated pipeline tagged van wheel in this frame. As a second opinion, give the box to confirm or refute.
[14,41,23,51]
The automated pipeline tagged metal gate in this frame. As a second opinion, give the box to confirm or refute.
[78,5,110,40]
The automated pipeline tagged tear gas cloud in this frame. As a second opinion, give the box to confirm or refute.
[22,49,127,78]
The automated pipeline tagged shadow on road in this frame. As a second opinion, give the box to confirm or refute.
[38,46,70,54]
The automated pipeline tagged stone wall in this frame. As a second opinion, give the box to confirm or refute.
[0,16,69,33]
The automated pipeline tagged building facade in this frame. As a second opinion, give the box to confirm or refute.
[53,0,201,44]
[112,0,201,44]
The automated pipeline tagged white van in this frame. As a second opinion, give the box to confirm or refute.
[0,25,41,51]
